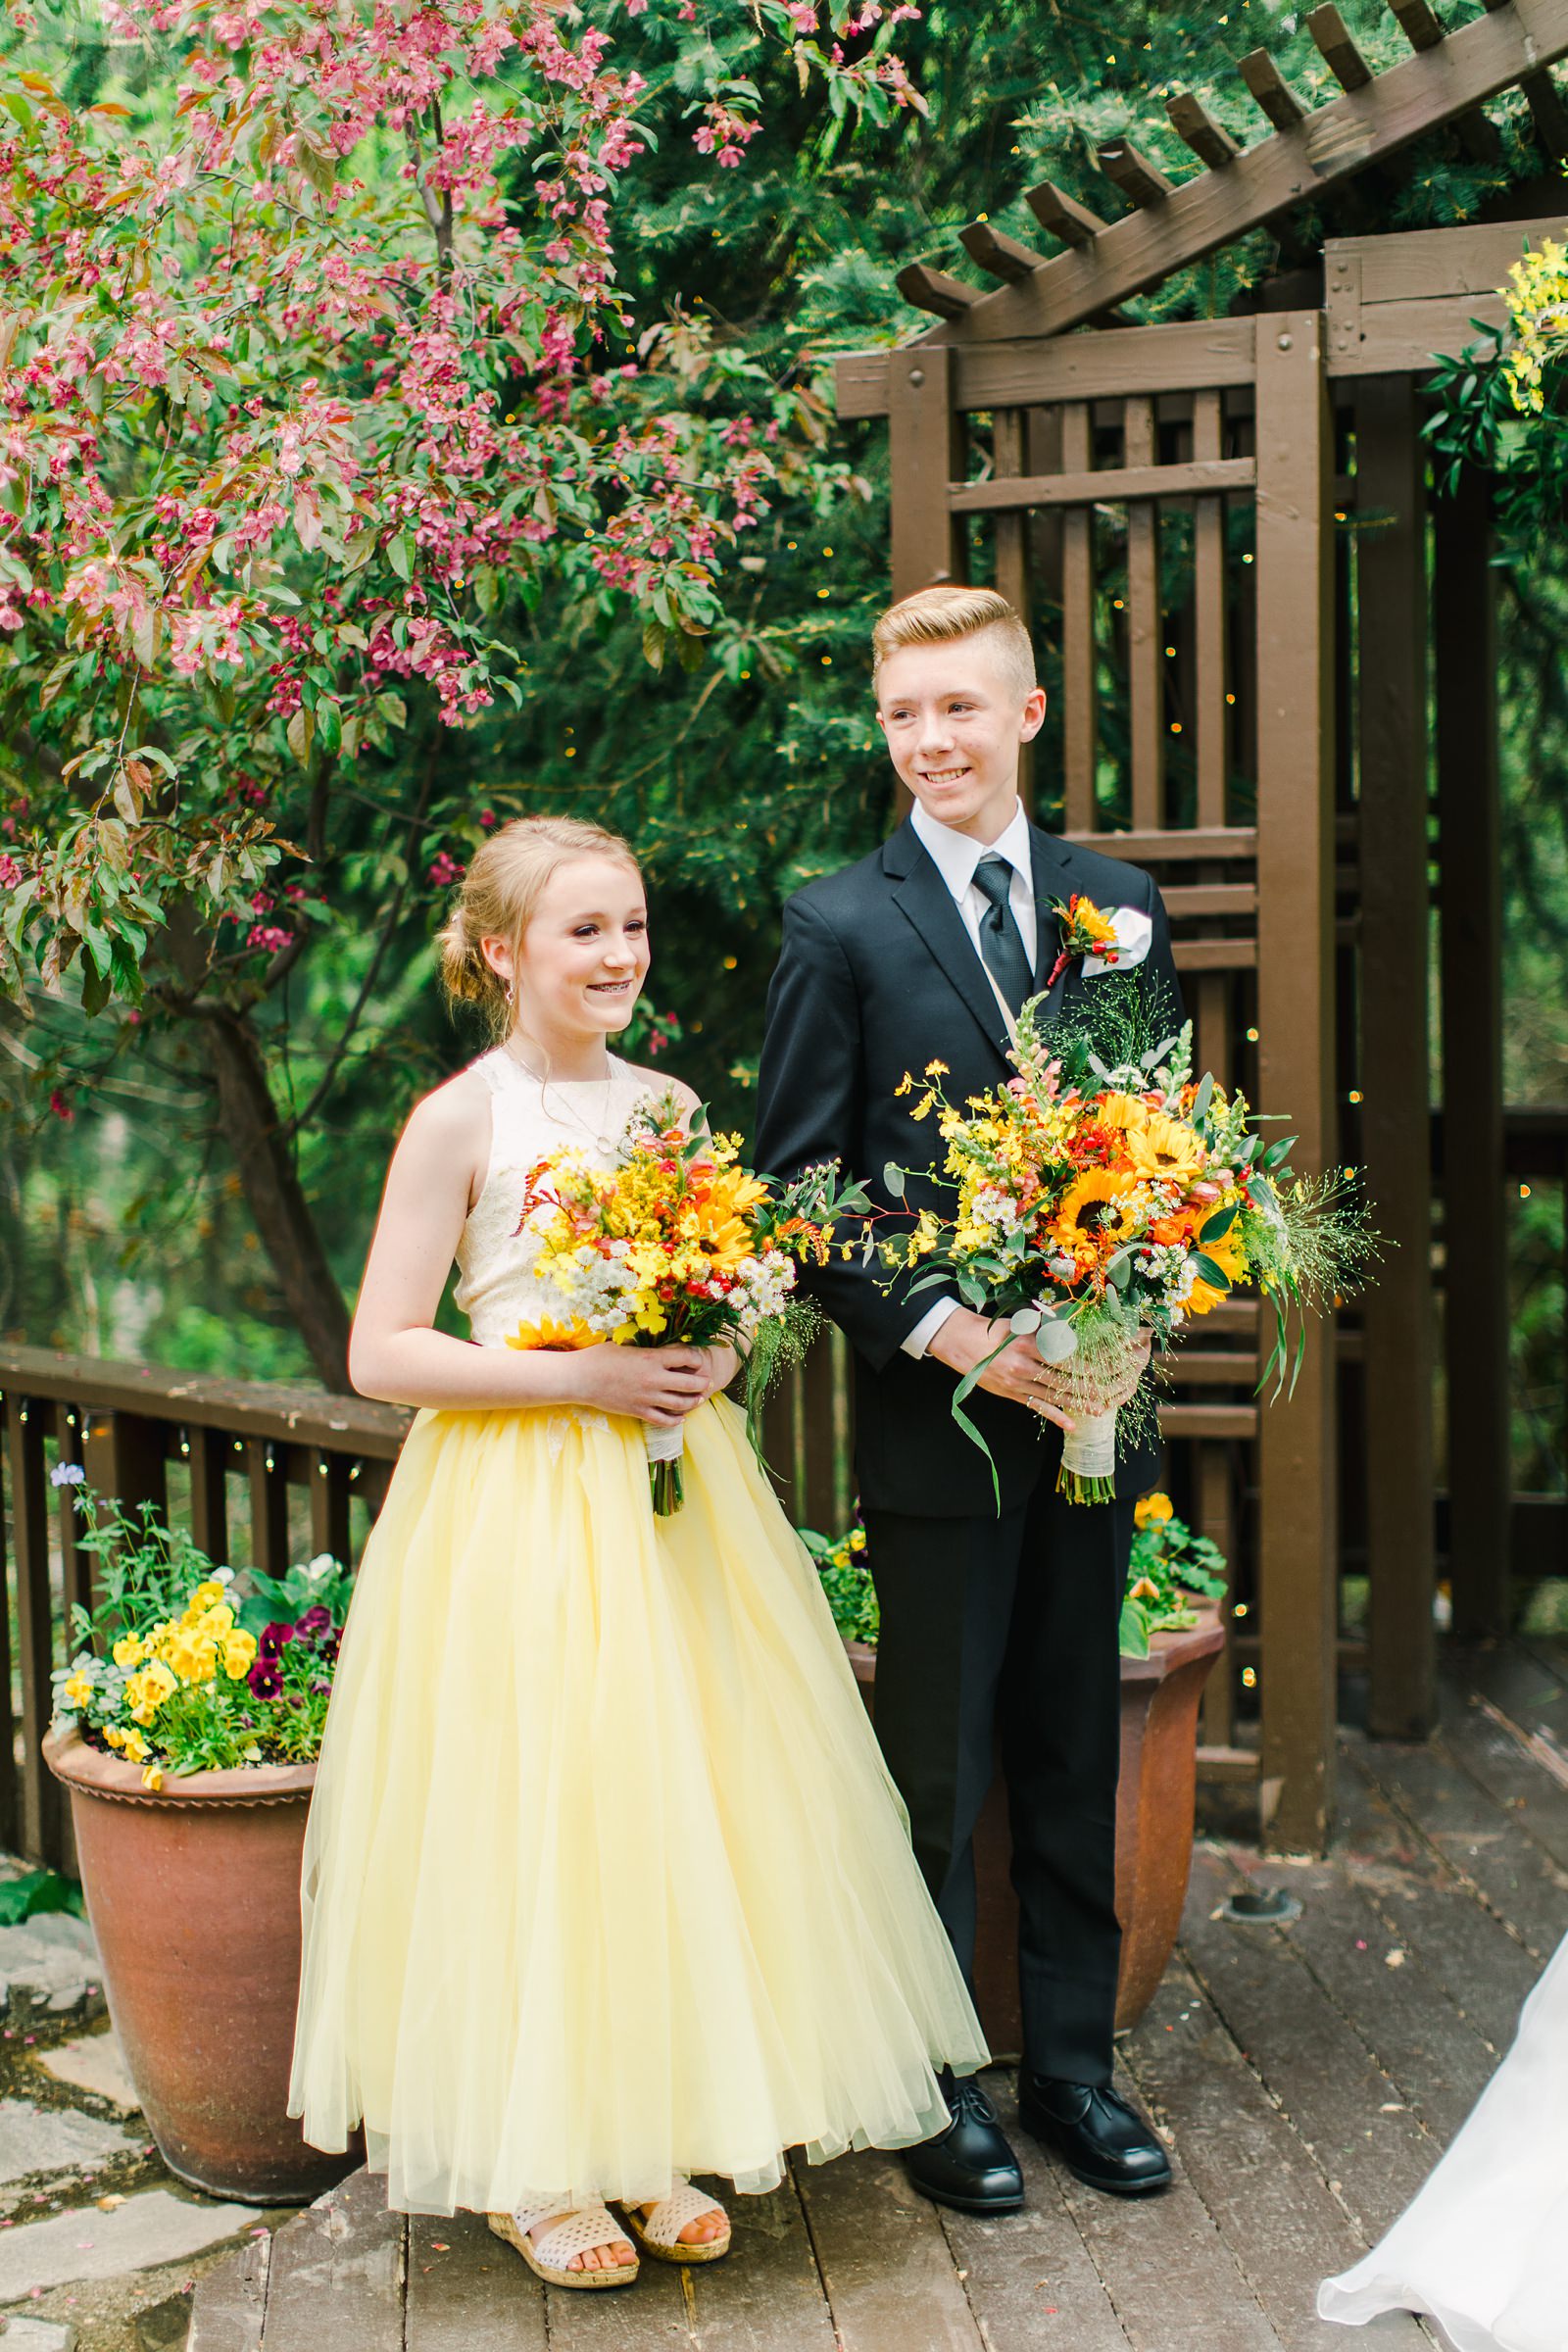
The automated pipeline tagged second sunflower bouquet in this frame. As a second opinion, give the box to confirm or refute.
[882,981,1373,1504]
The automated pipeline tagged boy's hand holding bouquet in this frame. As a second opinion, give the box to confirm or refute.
[882,978,1374,1504]
[508,1089,872,1513]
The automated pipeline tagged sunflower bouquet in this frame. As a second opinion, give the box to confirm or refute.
[882,983,1373,1503]
[509,1089,872,1513]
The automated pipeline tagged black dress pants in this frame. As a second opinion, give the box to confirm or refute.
[863,1481,1136,2086]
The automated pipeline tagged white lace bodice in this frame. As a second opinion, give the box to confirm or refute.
[453,1048,655,1349]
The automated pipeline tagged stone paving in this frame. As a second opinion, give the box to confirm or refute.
[0,1888,262,2352]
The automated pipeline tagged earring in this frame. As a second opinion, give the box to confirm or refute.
[504,981,514,1009]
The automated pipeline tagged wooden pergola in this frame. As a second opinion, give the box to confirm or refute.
[835,0,1568,1849]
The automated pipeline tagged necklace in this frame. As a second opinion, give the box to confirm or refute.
[502,1038,617,1145]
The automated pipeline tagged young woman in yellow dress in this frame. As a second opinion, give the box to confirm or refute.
[288,813,987,2289]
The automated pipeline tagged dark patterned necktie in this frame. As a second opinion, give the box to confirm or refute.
[971,852,1033,1015]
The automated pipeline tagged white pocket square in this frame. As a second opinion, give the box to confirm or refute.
[1083,906,1153,978]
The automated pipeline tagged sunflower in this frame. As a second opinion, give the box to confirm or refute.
[1123,1113,1206,1182]
[1186,1227,1249,1317]
[507,1316,600,1350]
[1053,1168,1137,1251]
[691,1164,768,1275]
[1097,1092,1150,1132]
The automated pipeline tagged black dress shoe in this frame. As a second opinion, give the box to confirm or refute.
[904,2072,1024,2215]
[1017,2075,1172,2197]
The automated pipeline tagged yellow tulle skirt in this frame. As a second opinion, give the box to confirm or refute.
[288,1394,987,2217]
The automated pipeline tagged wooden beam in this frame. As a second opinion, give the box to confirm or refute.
[1061,403,1097,835]
[1099,138,1174,209]
[1253,313,1338,1853]
[1167,91,1242,168]
[1024,179,1105,249]
[1308,3,1374,91]
[894,263,979,322]
[910,0,1568,345]
[1060,824,1257,861]
[1521,68,1568,156]
[958,220,1047,284]
[888,345,965,601]
[1354,373,1437,1740]
[1240,48,1306,131]
[1435,468,1510,1638]
[947,455,1255,513]
[835,318,1260,420]
[1389,0,1445,51]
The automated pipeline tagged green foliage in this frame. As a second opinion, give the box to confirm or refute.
[0,1869,85,1925]
[1120,1498,1228,1658]
[798,1512,880,1644]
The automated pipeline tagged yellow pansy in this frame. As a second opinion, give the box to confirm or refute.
[141,1765,164,1791]
[222,1635,257,1680]
[113,1635,144,1670]
[1134,1493,1174,1531]
[63,1671,93,1710]
[121,1727,149,1762]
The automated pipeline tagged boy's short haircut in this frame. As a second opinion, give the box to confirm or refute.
[871,586,1038,703]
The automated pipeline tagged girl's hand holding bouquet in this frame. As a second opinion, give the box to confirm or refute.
[882,981,1375,1505]
[507,1091,872,1513]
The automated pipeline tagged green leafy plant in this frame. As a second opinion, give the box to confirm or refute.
[798,1510,879,1645]
[1119,1494,1228,1660]
[49,1472,350,1780]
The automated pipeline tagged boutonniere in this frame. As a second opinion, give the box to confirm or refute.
[1046,893,1154,988]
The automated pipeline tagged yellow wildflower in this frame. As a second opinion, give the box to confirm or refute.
[1134,1493,1174,1531]
[895,1073,913,1098]
[909,1091,937,1123]
[924,1059,950,1078]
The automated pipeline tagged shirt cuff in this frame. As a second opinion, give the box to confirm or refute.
[902,1297,963,1360]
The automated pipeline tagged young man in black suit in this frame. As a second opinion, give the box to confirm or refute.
[755,587,1179,2212]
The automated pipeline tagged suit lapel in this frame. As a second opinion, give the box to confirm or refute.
[1029,821,1074,1019]
[885,822,1012,1059]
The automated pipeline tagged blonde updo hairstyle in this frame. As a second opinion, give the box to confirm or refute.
[437,814,642,1043]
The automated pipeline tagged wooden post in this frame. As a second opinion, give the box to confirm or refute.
[1124,396,1164,832]
[310,1451,352,1564]
[1253,312,1338,1852]
[888,346,964,600]
[1354,375,1437,1735]
[188,1425,230,1568]
[6,1396,62,1864]
[1435,466,1510,1635]
[247,1437,290,1578]
[1061,402,1098,834]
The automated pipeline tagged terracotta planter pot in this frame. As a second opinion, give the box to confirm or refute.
[845,1603,1226,2052]
[43,1728,357,2205]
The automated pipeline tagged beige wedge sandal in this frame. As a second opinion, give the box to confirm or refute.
[621,2179,732,2265]
[487,2200,640,2289]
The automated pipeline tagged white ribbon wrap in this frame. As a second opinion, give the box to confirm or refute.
[645,1421,686,1470]
[1059,1405,1119,1487]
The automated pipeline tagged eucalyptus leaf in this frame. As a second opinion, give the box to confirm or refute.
[882,1162,906,1200]
[1036,1318,1079,1363]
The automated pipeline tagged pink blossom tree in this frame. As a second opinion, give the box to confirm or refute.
[0,0,919,1383]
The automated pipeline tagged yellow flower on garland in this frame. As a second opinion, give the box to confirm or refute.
[1053,1169,1137,1250]
[1187,1227,1249,1317]
[1124,1113,1206,1182]
[506,1316,600,1351]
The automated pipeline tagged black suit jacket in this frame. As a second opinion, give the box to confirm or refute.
[754,815,1184,1518]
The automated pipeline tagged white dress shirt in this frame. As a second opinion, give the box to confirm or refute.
[901,798,1037,1360]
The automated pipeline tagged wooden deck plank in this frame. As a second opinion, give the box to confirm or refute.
[406,2211,545,2349]
[686,2174,838,2352]
[259,2170,405,2352]
[1349,1726,1568,1966]
[185,2233,269,2352]
[797,2145,985,2351]
[1177,1847,1440,2246]
[1435,1666,1568,1879]
[1337,1739,1544,2060]
[1264,1777,1516,2140]
[1121,1959,1427,2350]
[937,2072,1133,2351]
[545,2231,693,2348]
[1052,2068,1285,2352]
